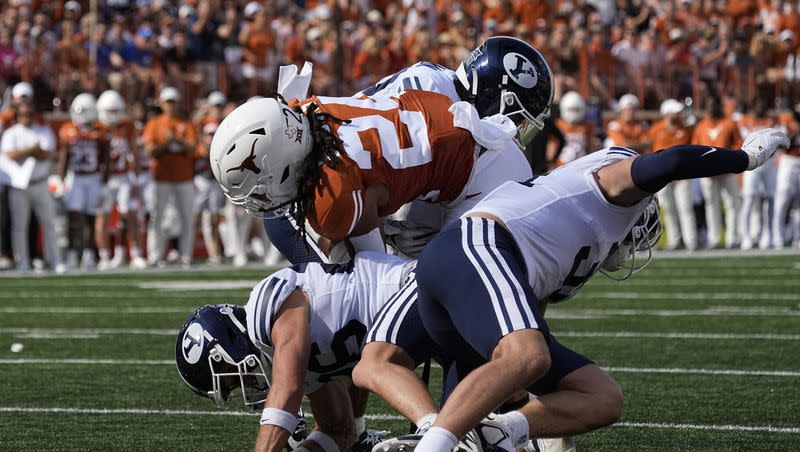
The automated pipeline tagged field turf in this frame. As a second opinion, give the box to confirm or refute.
[1,253,799,451]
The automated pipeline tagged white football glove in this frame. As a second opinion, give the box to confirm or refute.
[383,219,440,258]
[742,127,790,170]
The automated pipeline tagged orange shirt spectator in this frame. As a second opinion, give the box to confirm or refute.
[647,119,692,152]
[607,118,647,148]
[513,0,551,30]
[143,89,198,183]
[692,116,742,149]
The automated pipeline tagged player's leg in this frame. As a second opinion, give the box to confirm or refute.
[510,339,621,438]
[96,178,115,269]
[81,175,102,270]
[674,179,698,250]
[354,278,441,428]
[740,170,758,249]
[415,217,550,450]
[175,180,196,266]
[772,157,796,248]
[64,177,85,268]
[720,174,741,249]
[29,182,62,271]
[147,181,170,265]
[656,183,682,249]
[759,163,778,249]
[8,187,32,271]
[700,177,722,248]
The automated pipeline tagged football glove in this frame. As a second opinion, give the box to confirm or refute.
[742,127,790,170]
[383,219,440,258]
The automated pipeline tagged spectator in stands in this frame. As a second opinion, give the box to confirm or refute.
[650,99,698,251]
[0,99,62,272]
[239,2,275,98]
[554,91,597,166]
[693,95,743,249]
[143,86,197,267]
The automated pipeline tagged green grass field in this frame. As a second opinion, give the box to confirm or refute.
[1,254,799,451]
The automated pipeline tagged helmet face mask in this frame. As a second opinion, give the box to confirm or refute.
[600,199,662,281]
[456,36,554,148]
[208,344,270,409]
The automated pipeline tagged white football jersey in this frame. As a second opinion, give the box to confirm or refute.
[465,147,652,303]
[357,62,460,103]
[245,252,413,393]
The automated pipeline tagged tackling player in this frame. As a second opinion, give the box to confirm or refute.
[175,252,416,452]
[58,94,109,270]
[95,90,146,270]
[359,128,789,452]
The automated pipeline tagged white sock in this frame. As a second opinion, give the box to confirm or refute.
[494,411,530,446]
[114,245,125,259]
[416,427,457,452]
[98,249,110,261]
[130,247,141,258]
[354,416,366,435]
[415,413,438,434]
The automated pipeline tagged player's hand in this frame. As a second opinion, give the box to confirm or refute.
[742,128,790,170]
[383,219,439,258]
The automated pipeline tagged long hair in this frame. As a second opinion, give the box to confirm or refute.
[287,101,350,243]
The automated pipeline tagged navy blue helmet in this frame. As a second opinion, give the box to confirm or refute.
[455,36,554,147]
[175,304,270,409]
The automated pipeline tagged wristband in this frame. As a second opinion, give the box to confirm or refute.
[308,431,339,452]
[260,407,299,433]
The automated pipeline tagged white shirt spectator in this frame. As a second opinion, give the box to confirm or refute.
[1,122,56,183]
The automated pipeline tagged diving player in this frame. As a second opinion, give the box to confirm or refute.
[358,127,789,452]
[228,36,552,264]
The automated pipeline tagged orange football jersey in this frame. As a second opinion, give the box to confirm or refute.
[59,121,106,175]
[692,117,741,149]
[606,118,647,148]
[737,114,774,138]
[105,120,138,175]
[305,90,477,241]
[555,119,595,165]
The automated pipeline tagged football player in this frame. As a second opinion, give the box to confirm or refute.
[58,94,109,270]
[359,128,789,452]
[95,90,147,270]
[175,252,417,452]
[773,110,800,249]
[554,91,597,166]
[605,93,649,152]
[242,36,552,264]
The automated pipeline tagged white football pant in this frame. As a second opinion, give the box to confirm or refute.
[657,180,697,250]
[147,181,195,263]
[740,159,776,248]
[700,175,741,248]
[773,154,800,248]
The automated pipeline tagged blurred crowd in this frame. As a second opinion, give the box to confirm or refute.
[3,0,800,110]
[2,0,800,273]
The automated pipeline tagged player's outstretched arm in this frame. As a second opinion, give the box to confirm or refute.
[596,128,790,207]
[255,291,311,452]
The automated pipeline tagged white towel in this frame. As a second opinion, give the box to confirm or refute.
[448,101,517,150]
[277,61,313,101]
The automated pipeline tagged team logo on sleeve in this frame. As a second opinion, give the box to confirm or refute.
[503,53,538,88]
[182,322,205,364]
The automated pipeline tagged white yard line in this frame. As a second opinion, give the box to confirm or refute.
[604,367,800,377]
[0,406,797,434]
[582,292,800,301]
[588,279,800,287]
[558,331,800,340]
[0,359,173,365]
[0,291,238,299]
[547,306,800,318]
[1,328,177,335]
[137,281,259,290]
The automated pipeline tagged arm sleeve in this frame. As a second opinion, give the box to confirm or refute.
[631,144,748,193]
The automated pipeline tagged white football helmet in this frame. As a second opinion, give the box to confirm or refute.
[70,93,98,125]
[600,198,662,281]
[210,98,313,217]
[560,91,585,124]
[97,90,126,126]
[617,93,639,111]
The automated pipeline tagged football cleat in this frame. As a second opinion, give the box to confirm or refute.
[741,128,790,170]
[455,417,524,452]
[370,434,422,452]
[350,429,390,452]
